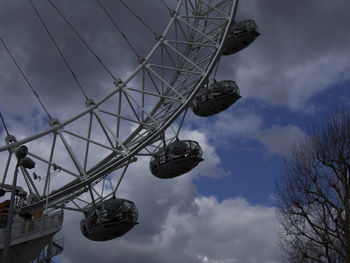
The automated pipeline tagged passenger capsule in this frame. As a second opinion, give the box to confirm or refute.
[192,80,241,117]
[222,19,260,55]
[150,140,203,179]
[80,198,138,241]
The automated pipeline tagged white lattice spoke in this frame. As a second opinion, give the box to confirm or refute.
[0,0,237,212]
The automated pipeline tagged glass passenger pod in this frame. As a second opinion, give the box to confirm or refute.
[192,80,241,117]
[80,198,138,241]
[222,19,260,56]
[150,140,203,179]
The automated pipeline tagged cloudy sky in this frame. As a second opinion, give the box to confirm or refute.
[0,0,350,262]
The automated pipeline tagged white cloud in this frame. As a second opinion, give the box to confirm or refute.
[61,196,278,263]
[188,106,263,149]
[170,196,278,263]
[190,105,306,158]
[181,129,228,178]
[237,55,350,113]
[55,127,278,263]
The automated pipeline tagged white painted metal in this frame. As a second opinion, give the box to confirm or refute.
[0,0,238,213]
[0,211,63,263]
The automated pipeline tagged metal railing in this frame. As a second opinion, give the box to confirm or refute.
[0,211,63,243]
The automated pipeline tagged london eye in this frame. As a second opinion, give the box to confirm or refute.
[0,0,259,261]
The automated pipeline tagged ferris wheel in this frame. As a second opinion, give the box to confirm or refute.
[0,0,259,248]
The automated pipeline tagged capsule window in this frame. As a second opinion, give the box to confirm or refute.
[199,147,203,157]
[197,92,209,103]
[190,141,197,150]
[234,19,258,32]
[159,154,166,164]
[169,142,186,156]
[101,207,109,217]
[123,201,132,210]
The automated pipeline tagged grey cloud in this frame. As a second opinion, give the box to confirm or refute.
[0,0,172,119]
[187,103,263,150]
[1,0,348,262]
[2,0,349,119]
[257,124,306,157]
[216,0,350,111]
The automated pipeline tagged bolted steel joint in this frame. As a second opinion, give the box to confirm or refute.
[155,34,163,41]
[114,78,123,87]
[5,135,17,145]
[85,98,96,108]
[169,9,177,17]
[137,56,145,64]
[49,118,60,127]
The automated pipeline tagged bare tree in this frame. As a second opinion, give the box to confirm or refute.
[276,108,350,263]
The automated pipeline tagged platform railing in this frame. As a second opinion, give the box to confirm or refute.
[0,211,63,243]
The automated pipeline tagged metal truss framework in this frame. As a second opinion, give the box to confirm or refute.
[0,0,238,213]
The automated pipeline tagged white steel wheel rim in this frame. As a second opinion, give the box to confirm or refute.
[0,0,238,212]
